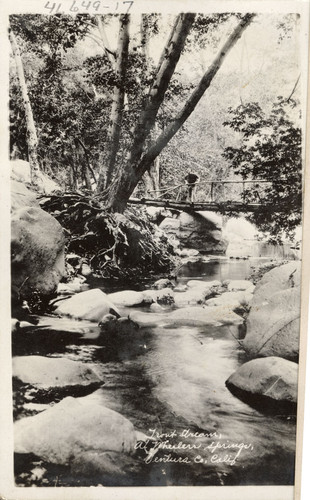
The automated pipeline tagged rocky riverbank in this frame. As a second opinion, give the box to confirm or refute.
[10,161,301,487]
[12,257,300,486]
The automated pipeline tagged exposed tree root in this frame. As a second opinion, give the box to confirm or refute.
[40,193,178,280]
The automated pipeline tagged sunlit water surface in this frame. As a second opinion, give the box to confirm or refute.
[14,257,297,486]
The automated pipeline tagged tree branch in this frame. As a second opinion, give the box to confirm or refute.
[96,15,117,69]
[128,13,196,169]
[9,27,42,187]
[76,138,97,184]
[286,74,300,102]
[138,14,256,174]
[97,14,130,190]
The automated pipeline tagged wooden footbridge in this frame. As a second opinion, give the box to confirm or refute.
[129,179,288,213]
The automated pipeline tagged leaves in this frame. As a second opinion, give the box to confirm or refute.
[223,98,302,241]
[9,11,301,220]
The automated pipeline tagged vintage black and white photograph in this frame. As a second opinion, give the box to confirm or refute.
[1,0,309,498]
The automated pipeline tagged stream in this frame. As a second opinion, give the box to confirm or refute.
[13,257,297,487]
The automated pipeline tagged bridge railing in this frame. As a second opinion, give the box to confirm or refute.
[145,179,290,204]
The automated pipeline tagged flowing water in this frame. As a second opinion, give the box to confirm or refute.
[13,257,297,487]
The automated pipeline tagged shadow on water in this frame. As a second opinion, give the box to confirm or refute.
[13,257,297,486]
[177,256,272,282]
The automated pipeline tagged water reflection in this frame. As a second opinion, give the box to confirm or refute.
[13,257,297,486]
[177,257,269,282]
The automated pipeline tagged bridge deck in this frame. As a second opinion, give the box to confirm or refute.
[128,197,278,213]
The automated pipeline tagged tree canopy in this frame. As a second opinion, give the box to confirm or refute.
[9,11,303,241]
[223,97,302,241]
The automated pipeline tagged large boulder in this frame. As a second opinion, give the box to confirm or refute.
[11,159,32,184]
[174,288,208,307]
[142,287,174,305]
[13,356,101,389]
[107,290,145,307]
[57,277,89,295]
[179,248,200,257]
[99,314,140,335]
[153,278,175,290]
[243,262,301,360]
[227,280,254,292]
[55,289,120,322]
[226,356,298,411]
[173,285,220,307]
[250,261,300,307]
[145,206,172,223]
[130,305,243,327]
[128,311,170,327]
[11,179,39,211]
[11,206,66,300]
[158,217,180,235]
[159,211,227,254]
[243,287,300,361]
[14,391,142,465]
[223,217,299,259]
[186,279,221,289]
[206,290,253,309]
[169,306,244,326]
[11,159,61,195]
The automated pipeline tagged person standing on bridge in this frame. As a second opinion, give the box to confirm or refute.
[185,170,200,202]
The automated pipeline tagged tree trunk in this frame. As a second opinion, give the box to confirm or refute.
[138,14,256,173]
[143,171,155,196]
[97,14,130,191]
[152,156,161,194]
[106,167,141,212]
[69,164,77,191]
[128,13,195,169]
[140,20,161,198]
[96,15,116,69]
[143,158,161,197]
[104,14,195,211]
[106,14,255,212]
[151,122,161,194]
[9,28,41,187]
[83,164,92,190]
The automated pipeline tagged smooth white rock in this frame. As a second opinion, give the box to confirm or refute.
[227,280,254,292]
[13,356,101,389]
[55,289,120,321]
[14,392,141,463]
[107,290,145,307]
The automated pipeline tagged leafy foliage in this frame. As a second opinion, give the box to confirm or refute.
[186,13,243,50]
[223,98,302,241]
[10,77,28,159]
[9,12,302,240]
[9,14,98,186]
[9,13,195,190]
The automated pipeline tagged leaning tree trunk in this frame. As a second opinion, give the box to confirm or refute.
[140,19,162,198]
[9,28,41,187]
[149,123,161,194]
[104,13,195,211]
[106,13,255,212]
[138,14,256,173]
[128,13,195,170]
[97,14,130,191]
[151,156,161,194]
[143,158,160,197]
[96,15,116,69]
[143,171,155,197]
[143,124,161,197]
